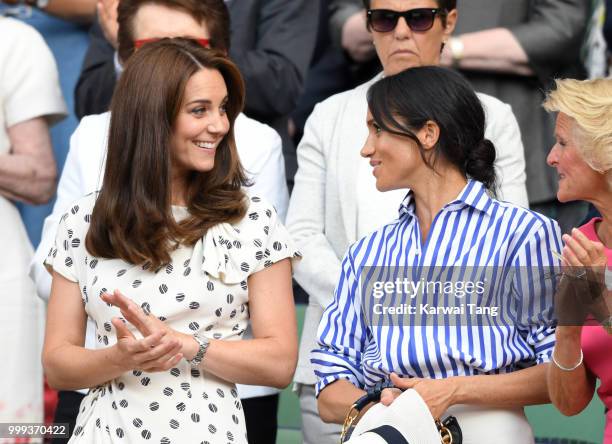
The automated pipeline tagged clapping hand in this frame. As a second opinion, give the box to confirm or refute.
[102,290,184,372]
[562,228,607,270]
[559,229,609,325]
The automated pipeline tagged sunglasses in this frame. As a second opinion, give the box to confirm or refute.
[366,8,446,33]
[134,37,210,49]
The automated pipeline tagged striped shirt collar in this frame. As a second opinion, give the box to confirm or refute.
[398,180,494,220]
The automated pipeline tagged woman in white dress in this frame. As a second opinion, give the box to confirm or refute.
[0,17,65,427]
[42,38,299,443]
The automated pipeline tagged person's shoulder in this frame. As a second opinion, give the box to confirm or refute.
[234,113,280,149]
[78,111,112,133]
[58,192,98,229]
[0,17,50,66]
[239,194,280,225]
[313,74,379,113]
[230,193,286,241]
[70,112,111,167]
[1,16,41,41]
[490,198,559,233]
[0,17,50,61]
[200,194,298,282]
[577,217,601,241]
[476,92,512,114]
[346,218,403,261]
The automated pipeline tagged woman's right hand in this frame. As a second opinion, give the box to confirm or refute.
[380,373,458,420]
[109,317,183,373]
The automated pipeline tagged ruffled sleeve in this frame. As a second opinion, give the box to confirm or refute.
[200,195,301,284]
[44,194,94,285]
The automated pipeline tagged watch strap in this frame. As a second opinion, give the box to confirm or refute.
[187,333,210,368]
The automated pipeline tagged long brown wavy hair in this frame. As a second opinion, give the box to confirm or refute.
[86,38,248,269]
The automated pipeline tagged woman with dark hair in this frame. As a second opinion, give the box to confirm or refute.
[312,66,561,442]
[287,2,530,441]
[41,39,299,443]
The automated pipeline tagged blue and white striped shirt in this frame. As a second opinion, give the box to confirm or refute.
[312,180,562,394]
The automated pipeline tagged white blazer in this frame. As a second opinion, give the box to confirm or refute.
[287,74,529,384]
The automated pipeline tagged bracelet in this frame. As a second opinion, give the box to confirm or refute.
[551,347,583,371]
[562,269,587,280]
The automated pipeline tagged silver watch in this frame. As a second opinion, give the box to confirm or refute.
[187,333,210,369]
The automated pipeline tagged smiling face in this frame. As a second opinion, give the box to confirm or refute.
[361,110,432,191]
[170,68,229,187]
[546,112,606,203]
[370,0,456,76]
[133,4,210,43]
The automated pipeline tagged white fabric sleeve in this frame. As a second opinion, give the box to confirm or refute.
[1,18,67,127]
[243,129,289,223]
[286,103,343,310]
[481,95,529,208]
[30,124,88,300]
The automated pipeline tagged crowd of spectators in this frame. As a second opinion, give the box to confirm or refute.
[1,0,611,443]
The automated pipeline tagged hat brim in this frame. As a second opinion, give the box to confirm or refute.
[347,389,440,444]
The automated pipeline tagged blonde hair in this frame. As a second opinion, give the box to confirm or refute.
[543,78,612,182]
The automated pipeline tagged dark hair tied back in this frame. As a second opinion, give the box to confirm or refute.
[465,139,496,191]
[367,66,497,193]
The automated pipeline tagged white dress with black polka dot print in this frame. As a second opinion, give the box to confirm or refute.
[45,193,300,444]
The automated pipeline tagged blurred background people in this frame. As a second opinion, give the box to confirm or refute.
[287,1,530,442]
[330,0,381,84]
[289,0,354,147]
[74,0,318,191]
[545,77,612,443]
[439,0,592,233]
[1,0,97,429]
[0,1,90,249]
[326,0,594,234]
[606,0,612,69]
[0,0,95,23]
[0,15,66,425]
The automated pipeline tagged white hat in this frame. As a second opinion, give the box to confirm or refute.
[345,389,441,444]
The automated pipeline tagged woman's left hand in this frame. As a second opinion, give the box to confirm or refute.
[101,290,195,359]
[561,229,609,322]
[562,228,607,269]
[381,373,459,419]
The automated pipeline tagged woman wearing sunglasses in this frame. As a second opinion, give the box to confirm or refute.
[286,1,529,442]
[313,66,560,444]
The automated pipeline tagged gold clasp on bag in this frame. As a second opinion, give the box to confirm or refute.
[340,403,360,443]
[436,419,453,444]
